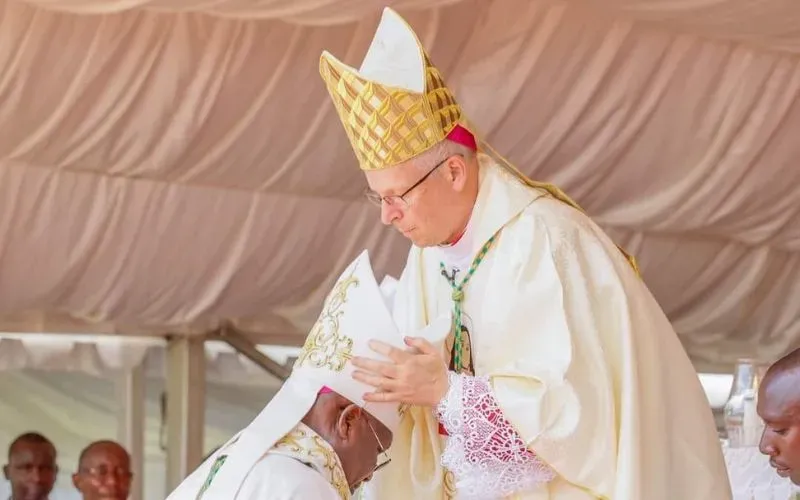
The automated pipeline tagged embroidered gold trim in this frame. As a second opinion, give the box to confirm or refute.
[295,270,359,372]
[273,424,351,500]
[443,469,457,499]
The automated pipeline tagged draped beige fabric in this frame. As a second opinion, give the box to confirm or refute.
[1,0,798,371]
[11,0,800,56]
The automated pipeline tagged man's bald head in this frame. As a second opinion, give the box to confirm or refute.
[77,441,127,469]
[758,348,800,484]
[72,440,131,500]
[3,432,57,500]
[760,350,800,421]
[767,349,800,374]
[7,433,54,460]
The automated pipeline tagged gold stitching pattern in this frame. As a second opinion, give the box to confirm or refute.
[443,469,457,499]
[273,425,351,500]
[295,270,359,371]
[320,50,462,171]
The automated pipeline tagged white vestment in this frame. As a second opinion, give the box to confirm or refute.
[168,423,345,500]
[165,251,452,499]
[239,455,341,499]
[365,155,732,499]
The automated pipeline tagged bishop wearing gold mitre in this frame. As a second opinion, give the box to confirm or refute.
[318,7,732,500]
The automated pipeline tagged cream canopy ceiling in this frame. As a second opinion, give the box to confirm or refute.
[1,0,798,372]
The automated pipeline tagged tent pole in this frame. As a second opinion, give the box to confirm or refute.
[116,363,146,500]
[165,335,206,493]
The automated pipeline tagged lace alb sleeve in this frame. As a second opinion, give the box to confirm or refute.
[436,372,555,499]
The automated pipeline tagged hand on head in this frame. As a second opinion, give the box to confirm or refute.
[351,337,450,407]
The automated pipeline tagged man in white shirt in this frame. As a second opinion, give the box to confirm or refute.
[166,250,450,499]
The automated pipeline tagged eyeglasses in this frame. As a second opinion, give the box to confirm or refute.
[364,155,456,208]
[365,417,391,473]
[79,465,133,480]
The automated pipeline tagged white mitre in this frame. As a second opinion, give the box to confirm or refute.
[199,250,452,496]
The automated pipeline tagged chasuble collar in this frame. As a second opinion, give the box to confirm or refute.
[268,422,351,500]
[462,154,545,255]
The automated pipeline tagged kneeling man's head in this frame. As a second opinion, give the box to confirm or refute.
[282,250,449,493]
[303,388,392,493]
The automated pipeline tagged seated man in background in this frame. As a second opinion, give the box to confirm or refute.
[3,432,57,500]
[758,347,800,484]
[166,251,451,499]
[72,440,131,500]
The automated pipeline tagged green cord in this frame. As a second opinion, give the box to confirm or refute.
[439,234,498,372]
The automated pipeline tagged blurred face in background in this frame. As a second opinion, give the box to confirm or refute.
[72,441,132,500]
[3,440,57,500]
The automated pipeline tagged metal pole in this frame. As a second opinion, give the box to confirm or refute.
[213,324,290,380]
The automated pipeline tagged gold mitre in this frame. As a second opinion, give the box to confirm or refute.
[319,8,641,275]
[319,7,462,171]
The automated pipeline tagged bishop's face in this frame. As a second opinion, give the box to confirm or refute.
[364,155,469,247]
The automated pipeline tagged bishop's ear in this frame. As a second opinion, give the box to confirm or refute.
[336,404,363,442]
[444,155,469,191]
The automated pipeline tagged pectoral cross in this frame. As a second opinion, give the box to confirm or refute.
[440,267,459,286]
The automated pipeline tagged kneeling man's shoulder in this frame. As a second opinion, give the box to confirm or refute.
[241,455,339,498]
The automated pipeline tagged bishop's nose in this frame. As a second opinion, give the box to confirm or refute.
[380,201,401,226]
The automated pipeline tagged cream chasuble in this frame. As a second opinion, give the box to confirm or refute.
[363,155,732,500]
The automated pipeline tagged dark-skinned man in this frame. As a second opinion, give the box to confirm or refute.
[758,348,800,484]
[3,432,57,500]
[72,440,132,500]
[166,251,451,499]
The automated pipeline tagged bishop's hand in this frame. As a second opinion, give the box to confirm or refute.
[351,337,450,407]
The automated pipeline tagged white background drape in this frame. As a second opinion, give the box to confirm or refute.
[0,0,799,372]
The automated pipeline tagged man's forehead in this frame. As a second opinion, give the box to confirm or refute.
[760,370,800,420]
[364,161,421,193]
[82,443,129,467]
[10,442,55,463]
